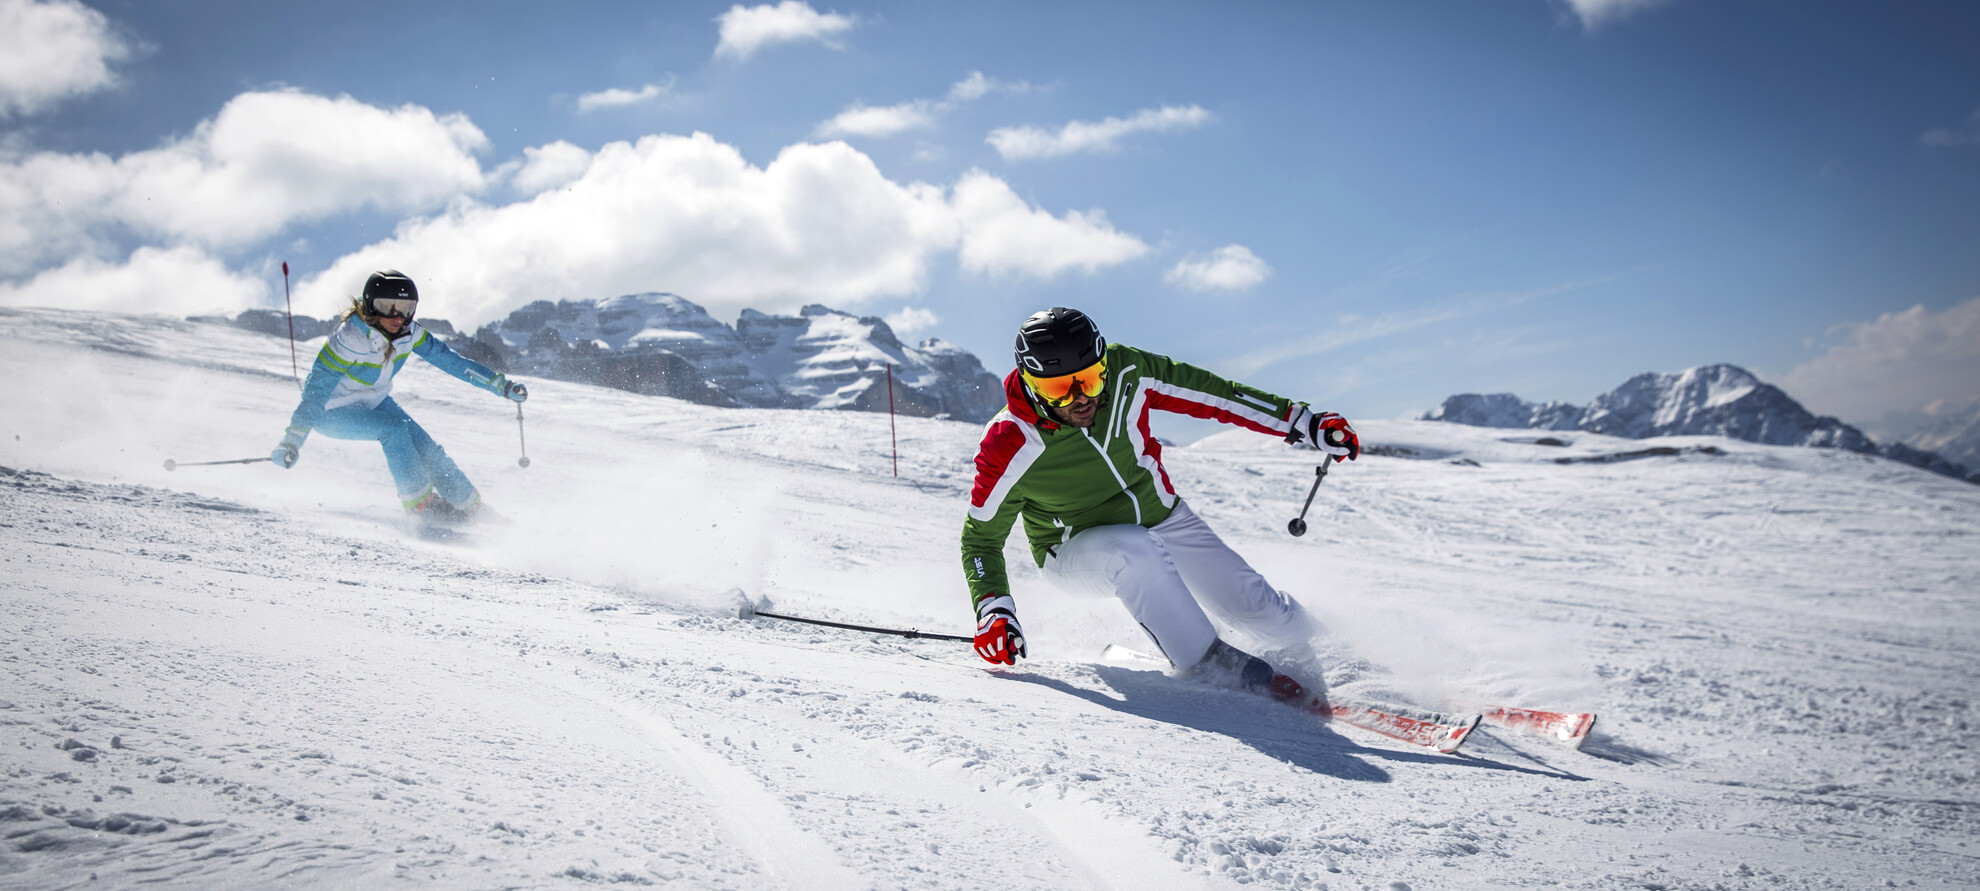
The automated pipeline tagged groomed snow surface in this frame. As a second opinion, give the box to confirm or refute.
[2,307,1975,890]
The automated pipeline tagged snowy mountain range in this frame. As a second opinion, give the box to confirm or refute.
[1422,363,1978,483]
[1874,400,1980,470]
[218,294,1006,423]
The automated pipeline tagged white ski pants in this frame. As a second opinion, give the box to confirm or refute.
[1041,500,1311,669]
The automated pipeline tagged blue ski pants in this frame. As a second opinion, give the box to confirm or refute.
[314,398,477,509]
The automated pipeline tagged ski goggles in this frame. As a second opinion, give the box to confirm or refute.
[370,297,418,319]
[1023,359,1107,407]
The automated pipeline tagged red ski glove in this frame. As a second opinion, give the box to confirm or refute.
[972,594,1026,665]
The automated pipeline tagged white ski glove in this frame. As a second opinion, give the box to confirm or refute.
[271,428,306,469]
[1286,405,1359,461]
[492,373,528,403]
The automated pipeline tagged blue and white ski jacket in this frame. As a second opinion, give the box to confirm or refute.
[284,315,508,442]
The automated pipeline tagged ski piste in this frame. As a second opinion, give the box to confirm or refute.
[1102,645,1480,754]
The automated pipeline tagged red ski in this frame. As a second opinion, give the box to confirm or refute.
[1101,646,1480,754]
[1268,675,1480,754]
[1320,698,1481,754]
[1471,704,1598,749]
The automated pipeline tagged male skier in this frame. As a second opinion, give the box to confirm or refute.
[961,307,1359,689]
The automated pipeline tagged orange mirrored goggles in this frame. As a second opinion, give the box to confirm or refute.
[1022,359,1107,407]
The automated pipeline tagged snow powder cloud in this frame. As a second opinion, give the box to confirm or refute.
[0,89,489,275]
[0,0,137,118]
[1781,296,1980,422]
[1165,245,1272,292]
[987,105,1212,161]
[714,1,854,61]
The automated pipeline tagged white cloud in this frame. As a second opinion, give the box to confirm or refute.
[714,1,854,61]
[0,89,489,274]
[947,71,1031,103]
[947,72,996,103]
[1554,0,1674,30]
[293,137,1147,328]
[0,245,266,316]
[885,306,939,339]
[577,81,673,113]
[951,170,1149,278]
[817,102,939,139]
[1921,107,1980,148]
[509,141,592,195]
[1781,297,1980,422]
[987,105,1212,161]
[0,0,136,118]
[816,72,1030,140]
[1166,245,1271,292]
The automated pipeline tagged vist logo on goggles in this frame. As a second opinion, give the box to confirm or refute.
[371,297,417,319]
[1022,359,1107,407]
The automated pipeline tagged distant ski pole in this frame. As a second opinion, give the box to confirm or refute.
[163,457,265,472]
[515,401,531,468]
[1287,428,1347,537]
[282,261,299,389]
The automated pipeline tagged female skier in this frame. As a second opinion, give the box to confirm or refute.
[271,269,528,523]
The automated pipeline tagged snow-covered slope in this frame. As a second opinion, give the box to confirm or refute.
[3,308,1977,889]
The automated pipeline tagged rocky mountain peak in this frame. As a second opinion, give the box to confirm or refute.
[1422,363,1969,482]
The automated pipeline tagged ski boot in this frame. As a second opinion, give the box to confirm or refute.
[1192,639,1313,703]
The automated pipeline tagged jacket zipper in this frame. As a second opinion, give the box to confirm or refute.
[1080,427,1141,525]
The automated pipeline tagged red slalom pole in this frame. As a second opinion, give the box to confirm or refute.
[282,262,299,388]
[886,363,898,477]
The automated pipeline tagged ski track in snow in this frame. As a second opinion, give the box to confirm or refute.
[1,306,1977,889]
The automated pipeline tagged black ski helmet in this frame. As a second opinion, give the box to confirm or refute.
[361,269,419,319]
[1014,307,1105,375]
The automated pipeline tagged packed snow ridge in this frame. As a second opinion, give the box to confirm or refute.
[1423,363,1979,483]
[213,293,1005,422]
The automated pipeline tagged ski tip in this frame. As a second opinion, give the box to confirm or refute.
[1568,713,1598,750]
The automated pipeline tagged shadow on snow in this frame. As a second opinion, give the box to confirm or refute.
[994,666,1591,783]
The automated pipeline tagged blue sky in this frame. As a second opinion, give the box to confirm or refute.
[3,0,1976,429]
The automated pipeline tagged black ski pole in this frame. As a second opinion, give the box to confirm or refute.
[515,401,531,468]
[738,598,970,642]
[1287,428,1347,537]
[163,457,266,471]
